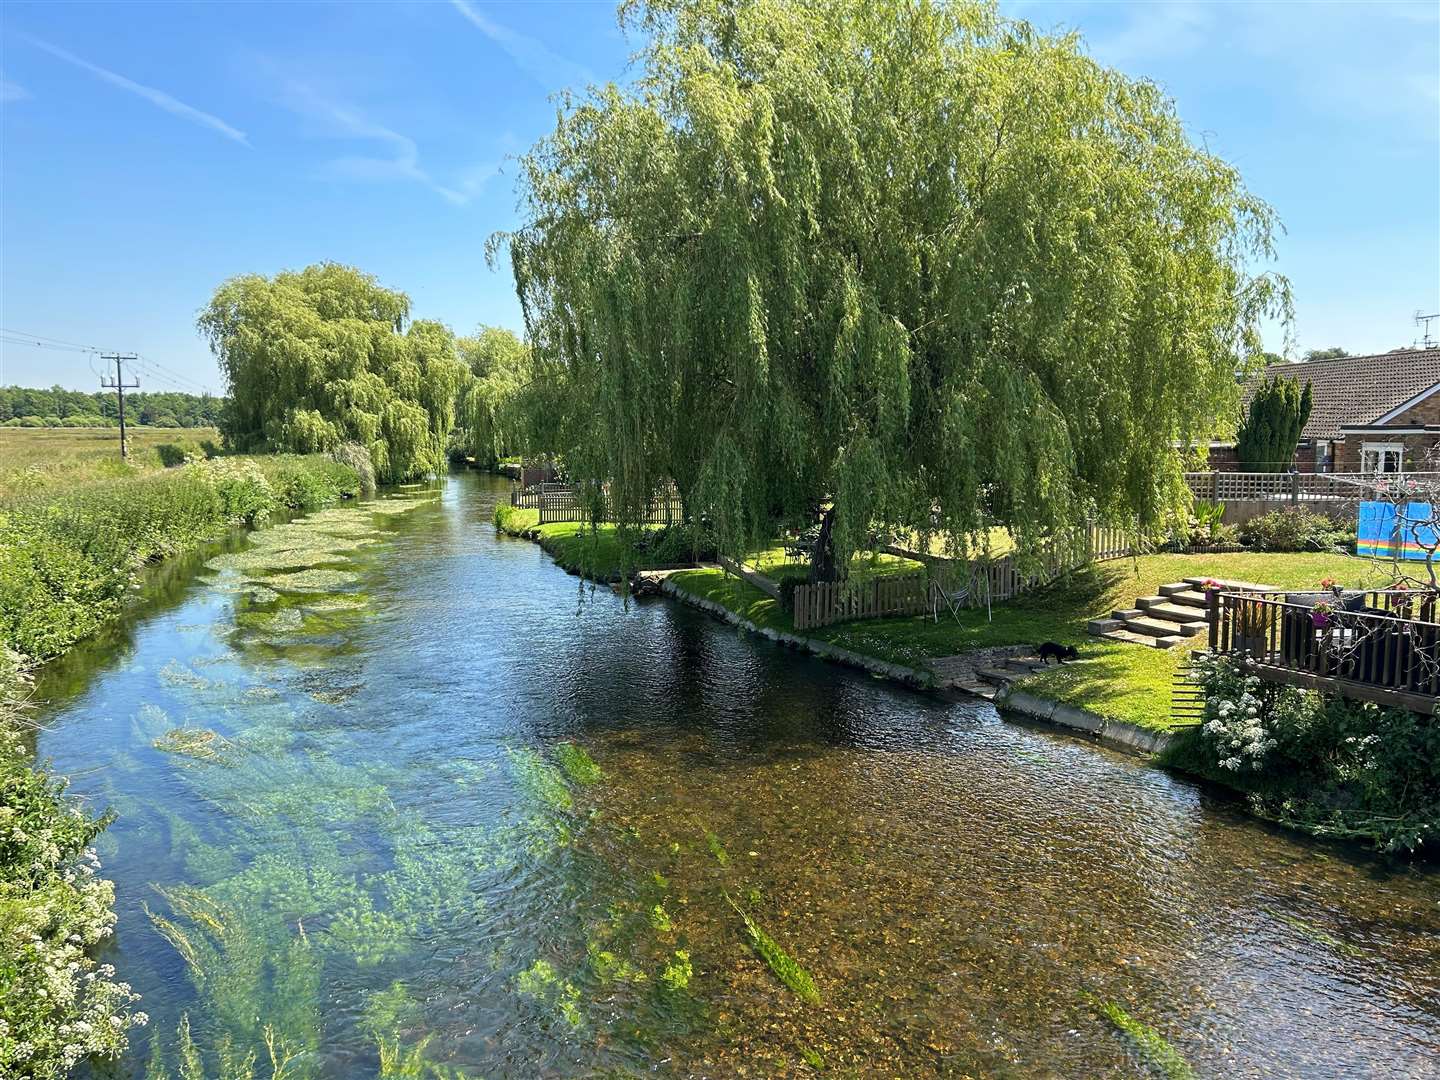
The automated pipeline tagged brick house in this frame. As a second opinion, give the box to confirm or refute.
[1209,349,1440,473]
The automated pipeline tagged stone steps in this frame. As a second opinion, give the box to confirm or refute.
[1136,599,1211,625]
[1101,627,1183,648]
[1125,615,1206,639]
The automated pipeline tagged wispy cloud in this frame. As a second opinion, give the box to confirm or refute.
[1084,1,1212,66]
[0,77,30,104]
[449,0,593,91]
[283,81,497,206]
[18,33,248,145]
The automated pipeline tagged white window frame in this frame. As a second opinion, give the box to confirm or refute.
[1361,441,1404,474]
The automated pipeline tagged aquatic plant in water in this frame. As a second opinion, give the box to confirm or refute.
[516,959,584,1030]
[1089,996,1195,1080]
[660,950,693,991]
[705,830,730,867]
[153,727,235,765]
[650,903,674,932]
[725,893,821,1004]
[554,741,603,785]
[507,747,574,812]
[1262,907,1364,958]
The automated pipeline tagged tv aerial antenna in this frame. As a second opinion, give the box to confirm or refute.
[1417,310,1439,349]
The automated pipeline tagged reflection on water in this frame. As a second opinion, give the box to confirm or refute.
[40,473,1440,1078]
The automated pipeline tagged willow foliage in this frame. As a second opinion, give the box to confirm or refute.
[456,325,532,465]
[501,0,1288,572]
[199,263,471,484]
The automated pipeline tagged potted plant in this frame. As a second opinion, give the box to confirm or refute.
[1234,600,1273,656]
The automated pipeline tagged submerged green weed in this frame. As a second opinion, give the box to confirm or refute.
[587,939,647,985]
[660,950,692,991]
[554,741,603,785]
[507,747,573,812]
[1089,995,1196,1080]
[1262,907,1365,958]
[516,959,584,1029]
[705,830,729,867]
[650,904,674,933]
[799,1044,826,1070]
[725,893,820,1004]
[153,727,234,765]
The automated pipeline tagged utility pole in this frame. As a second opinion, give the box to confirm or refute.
[100,353,140,458]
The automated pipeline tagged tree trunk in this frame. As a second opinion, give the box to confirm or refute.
[809,506,844,584]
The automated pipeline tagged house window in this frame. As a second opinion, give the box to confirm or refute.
[1361,442,1404,474]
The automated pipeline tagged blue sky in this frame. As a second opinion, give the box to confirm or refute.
[1,1,1436,394]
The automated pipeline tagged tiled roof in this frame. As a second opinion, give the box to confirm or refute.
[1245,349,1440,441]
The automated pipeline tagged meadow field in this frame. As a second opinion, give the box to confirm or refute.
[0,425,222,497]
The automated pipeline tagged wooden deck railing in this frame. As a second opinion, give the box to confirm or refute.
[1211,589,1440,710]
[1184,471,1440,504]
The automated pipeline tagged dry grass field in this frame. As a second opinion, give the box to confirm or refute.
[0,426,222,498]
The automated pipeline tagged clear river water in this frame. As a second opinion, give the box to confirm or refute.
[38,471,1440,1078]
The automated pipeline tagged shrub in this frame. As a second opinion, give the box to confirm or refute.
[776,569,812,612]
[1239,508,1350,552]
[1,651,146,1075]
[0,455,358,661]
[1181,654,1440,853]
[634,522,718,566]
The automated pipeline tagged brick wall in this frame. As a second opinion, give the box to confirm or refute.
[1334,432,1440,472]
[1205,440,1318,472]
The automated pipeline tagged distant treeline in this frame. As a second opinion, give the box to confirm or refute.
[0,385,225,428]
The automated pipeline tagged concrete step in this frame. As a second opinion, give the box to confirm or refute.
[1123,615,1205,639]
[1165,589,1211,609]
[956,681,998,700]
[1004,658,1048,674]
[1139,601,1211,625]
[976,667,1020,686]
[1183,576,1280,593]
[1087,618,1122,635]
[1101,628,1181,648]
[1112,608,1144,620]
[1157,581,1196,597]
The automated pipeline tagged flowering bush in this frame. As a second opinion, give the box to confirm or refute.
[1186,652,1440,852]
[1,661,145,1075]
[1194,653,1277,770]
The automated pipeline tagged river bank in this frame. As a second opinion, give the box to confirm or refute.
[0,452,362,1076]
[21,471,1440,1077]
[493,504,1438,855]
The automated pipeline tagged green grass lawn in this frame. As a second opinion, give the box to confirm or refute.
[747,542,921,583]
[495,504,675,579]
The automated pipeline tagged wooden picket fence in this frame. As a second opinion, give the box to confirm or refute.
[534,487,684,525]
[793,573,930,631]
[791,523,1134,631]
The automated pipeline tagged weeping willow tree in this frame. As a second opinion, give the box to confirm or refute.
[456,325,532,465]
[199,263,471,483]
[498,0,1289,580]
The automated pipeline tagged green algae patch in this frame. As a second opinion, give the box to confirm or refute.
[706,830,730,867]
[248,568,361,593]
[555,742,603,786]
[1262,907,1365,958]
[508,747,574,812]
[154,727,234,765]
[649,904,674,933]
[660,949,693,991]
[1089,996,1195,1080]
[726,893,820,1004]
[516,959,584,1029]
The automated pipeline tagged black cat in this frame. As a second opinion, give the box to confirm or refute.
[1037,641,1080,664]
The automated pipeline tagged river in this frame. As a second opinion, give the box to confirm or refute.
[39,471,1439,1078]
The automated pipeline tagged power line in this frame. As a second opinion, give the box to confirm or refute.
[100,353,140,459]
